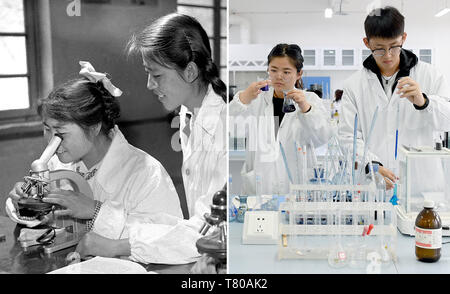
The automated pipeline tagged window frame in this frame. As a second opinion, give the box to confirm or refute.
[177,0,227,79]
[0,0,41,123]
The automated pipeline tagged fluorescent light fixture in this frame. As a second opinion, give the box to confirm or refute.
[325,8,333,18]
[435,7,450,17]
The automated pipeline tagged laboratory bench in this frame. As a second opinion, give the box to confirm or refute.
[228,222,450,274]
[0,216,193,274]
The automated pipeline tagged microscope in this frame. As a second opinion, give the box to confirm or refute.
[15,134,93,254]
[196,187,227,273]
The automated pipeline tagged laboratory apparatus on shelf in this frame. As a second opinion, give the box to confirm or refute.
[395,145,450,236]
[278,182,397,264]
[277,132,397,268]
[8,134,93,254]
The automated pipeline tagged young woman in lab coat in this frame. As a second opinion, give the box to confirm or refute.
[338,6,450,191]
[6,61,182,240]
[72,13,227,270]
[229,43,334,196]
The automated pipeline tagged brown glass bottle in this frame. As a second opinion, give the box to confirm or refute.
[415,200,442,262]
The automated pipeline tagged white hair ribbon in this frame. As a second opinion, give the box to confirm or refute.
[79,61,123,97]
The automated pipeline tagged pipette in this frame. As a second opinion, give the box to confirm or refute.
[359,106,379,183]
[394,102,400,161]
[309,140,322,185]
[279,142,293,184]
[352,114,358,185]
[391,102,400,205]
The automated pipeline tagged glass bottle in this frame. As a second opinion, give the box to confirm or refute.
[415,200,442,262]
[236,196,248,223]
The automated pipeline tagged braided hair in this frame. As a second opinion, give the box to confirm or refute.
[127,13,226,101]
[38,78,120,135]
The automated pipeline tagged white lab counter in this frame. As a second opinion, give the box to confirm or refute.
[228,222,450,274]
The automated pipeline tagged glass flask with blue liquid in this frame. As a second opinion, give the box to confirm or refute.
[282,90,296,113]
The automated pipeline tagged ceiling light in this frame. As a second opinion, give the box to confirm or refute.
[435,0,450,17]
[435,7,450,17]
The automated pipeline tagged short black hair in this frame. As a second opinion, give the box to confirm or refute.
[364,6,404,39]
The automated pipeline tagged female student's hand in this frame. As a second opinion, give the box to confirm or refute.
[239,80,271,104]
[396,77,426,107]
[75,232,131,259]
[8,181,26,210]
[42,189,96,219]
[286,89,311,113]
[190,254,226,274]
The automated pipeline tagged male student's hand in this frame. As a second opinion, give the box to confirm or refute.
[396,77,426,107]
[378,166,398,190]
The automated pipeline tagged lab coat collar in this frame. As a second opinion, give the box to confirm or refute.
[94,126,133,194]
[190,84,224,137]
[180,84,225,162]
[363,49,418,91]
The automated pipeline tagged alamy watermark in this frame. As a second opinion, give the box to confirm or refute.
[66,0,81,17]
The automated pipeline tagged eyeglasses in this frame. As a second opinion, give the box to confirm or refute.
[267,69,296,81]
[371,45,403,57]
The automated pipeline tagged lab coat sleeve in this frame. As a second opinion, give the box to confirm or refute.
[338,84,380,166]
[127,109,226,264]
[127,195,210,265]
[92,163,182,240]
[295,93,335,147]
[229,90,251,117]
[419,67,450,131]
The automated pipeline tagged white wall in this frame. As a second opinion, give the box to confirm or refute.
[229,0,450,93]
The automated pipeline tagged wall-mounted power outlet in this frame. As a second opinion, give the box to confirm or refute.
[242,211,278,244]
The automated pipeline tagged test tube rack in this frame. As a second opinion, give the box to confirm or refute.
[277,183,397,261]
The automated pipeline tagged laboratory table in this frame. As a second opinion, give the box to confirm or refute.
[229,222,450,274]
[0,216,193,274]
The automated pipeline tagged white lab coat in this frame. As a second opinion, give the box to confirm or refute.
[49,126,183,239]
[180,85,227,217]
[229,88,334,195]
[339,55,450,193]
[127,85,227,265]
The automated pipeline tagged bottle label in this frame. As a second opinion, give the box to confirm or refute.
[415,227,442,249]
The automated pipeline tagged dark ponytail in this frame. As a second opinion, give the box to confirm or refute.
[268,43,304,89]
[127,13,226,101]
[204,58,227,101]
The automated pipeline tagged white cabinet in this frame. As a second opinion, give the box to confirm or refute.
[229,44,434,71]
[419,49,432,64]
[303,49,317,67]
[341,49,355,66]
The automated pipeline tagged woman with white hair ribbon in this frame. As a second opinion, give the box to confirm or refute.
[7,61,182,247]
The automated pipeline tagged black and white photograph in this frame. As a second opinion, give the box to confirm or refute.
[0,0,227,275]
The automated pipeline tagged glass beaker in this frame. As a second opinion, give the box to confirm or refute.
[257,76,269,92]
[282,90,296,113]
[236,196,248,223]
[348,242,367,269]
